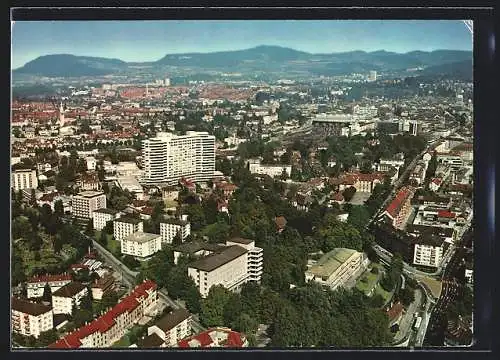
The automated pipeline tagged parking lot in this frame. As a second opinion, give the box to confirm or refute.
[348,191,372,205]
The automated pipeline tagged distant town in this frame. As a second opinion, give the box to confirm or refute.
[11,35,473,349]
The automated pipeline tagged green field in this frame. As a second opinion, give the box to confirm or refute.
[356,271,379,295]
[374,284,392,304]
[95,231,120,255]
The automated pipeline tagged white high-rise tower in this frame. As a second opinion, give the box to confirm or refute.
[59,102,65,127]
[141,131,216,185]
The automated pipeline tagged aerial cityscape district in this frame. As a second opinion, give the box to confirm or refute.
[11,20,473,349]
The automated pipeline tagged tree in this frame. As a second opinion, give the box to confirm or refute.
[84,219,94,236]
[42,283,52,303]
[30,189,38,207]
[200,285,232,327]
[122,255,141,270]
[101,290,119,311]
[54,200,64,217]
[99,231,108,247]
[79,287,93,313]
[103,220,114,235]
[35,329,58,347]
[397,286,415,307]
[342,186,357,202]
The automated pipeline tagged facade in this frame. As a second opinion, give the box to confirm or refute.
[305,248,365,290]
[141,131,215,185]
[72,191,107,219]
[337,172,385,194]
[49,280,158,349]
[142,309,192,347]
[113,217,144,241]
[11,297,54,338]
[121,232,162,259]
[413,238,445,268]
[52,281,88,315]
[247,159,292,178]
[178,327,248,348]
[27,274,73,299]
[226,238,263,283]
[159,218,191,244]
[77,172,102,191]
[384,186,415,230]
[93,208,121,231]
[12,168,38,192]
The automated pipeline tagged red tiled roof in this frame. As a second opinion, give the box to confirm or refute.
[48,280,157,349]
[387,302,404,322]
[385,188,412,219]
[178,328,246,348]
[332,192,344,201]
[432,178,442,185]
[275,216,287,229]
[437,210,456,219]
[28,274,72,284]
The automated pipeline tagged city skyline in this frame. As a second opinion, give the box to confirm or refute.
[11,20,472,69]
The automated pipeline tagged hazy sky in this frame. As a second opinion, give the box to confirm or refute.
[11,20,473,69]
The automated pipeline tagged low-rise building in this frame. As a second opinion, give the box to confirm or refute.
[121,232,162,259]
[113,216,143,241]
[72,191,107,219]
[93,208,121,231]
[247,159,291,178]
[178,327,248,348]
[305,248,365,290]
[140,309,192,348]
[11,297,54,338]
[91,273,115,300]
[52,281,88,315]
[26,273,73,299]
[160,218,191,244]
[77,172,102,191]
[49,280,158,348]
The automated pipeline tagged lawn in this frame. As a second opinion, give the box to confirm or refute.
[356,271,379,295]
[112,335,131,348]
[95,230,120,256]
[374,284,392,304]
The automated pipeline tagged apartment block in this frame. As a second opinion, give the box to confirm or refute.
[72,191,107,219]
[141,131,215,186]
[93,208,121,231]
[247,159,292,178]
[12,297,54,338]
[52,281,88,315]
[140,309,192,348]
[384,186,415,230]
[121,232,162,259]
[49,280,158,348]
[26,274,73,299]
[12,168,38,192]
[113,217,143,241]
[160,217,191,244]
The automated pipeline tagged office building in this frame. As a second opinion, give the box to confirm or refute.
[141,132,215,186]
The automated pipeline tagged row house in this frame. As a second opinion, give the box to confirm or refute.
[48,280,158,348]
[383,186,415,230]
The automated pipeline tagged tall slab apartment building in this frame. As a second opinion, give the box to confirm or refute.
[141,132,215,186]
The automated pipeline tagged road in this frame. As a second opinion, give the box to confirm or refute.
[81,232,206,334]
[393,288,423,343]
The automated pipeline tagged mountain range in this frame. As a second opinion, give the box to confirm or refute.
[13,45,473,79]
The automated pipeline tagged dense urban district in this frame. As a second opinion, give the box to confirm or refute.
[11,52,473,349]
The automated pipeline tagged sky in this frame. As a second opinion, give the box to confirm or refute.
[11,20,473,69]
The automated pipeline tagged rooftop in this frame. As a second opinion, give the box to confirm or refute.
[93,208,119,215]
[227,237,254,245]
[52,281,87,298]
[115,216,142,225]
[12,297,52,316]
[178,327,247,348]
[306,248,358,279]
[138,333,164,348]
[188,245,248,272]
[161,218,189,226]
[75,190,105,198]
[123,232,161,244]
[174,241,225,254]
[154,308,191,332]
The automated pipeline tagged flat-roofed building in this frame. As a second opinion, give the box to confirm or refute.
[26,273,73,299]
[305,248,365,290]
[113,216,143,241]
[121,232,162,259]
[12,168,38,192]
[72,191,107,219]
[160,218,191,244]
[188,245,249,298]
[12,297,54,338]
[93,208,121,231]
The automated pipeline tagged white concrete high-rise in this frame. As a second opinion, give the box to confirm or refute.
[141,132,215,185]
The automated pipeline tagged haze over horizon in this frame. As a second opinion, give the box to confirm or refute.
[12,20,472,69]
